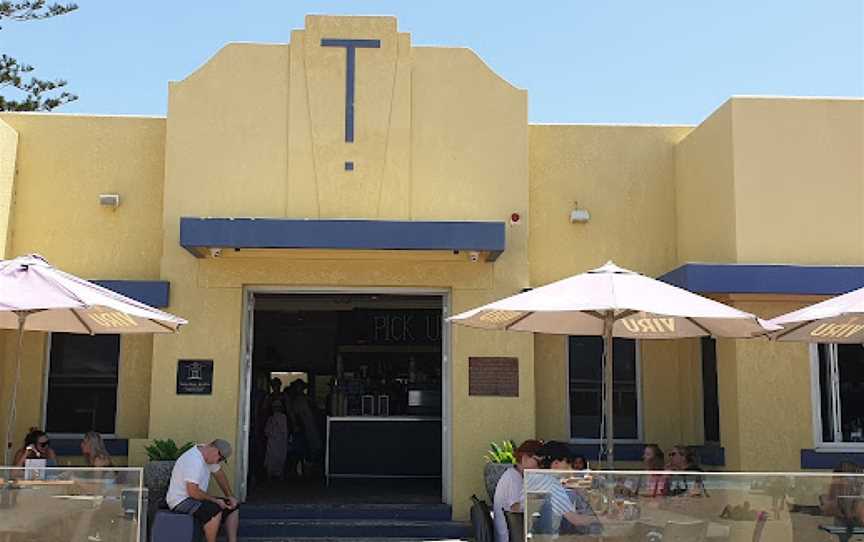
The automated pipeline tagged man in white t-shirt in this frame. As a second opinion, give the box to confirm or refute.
[166,439,240,542]
[492,440,542,542]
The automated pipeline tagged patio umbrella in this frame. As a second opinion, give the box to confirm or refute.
[449,261,776,467]
[0,254,187,463]
[768,285,864,343]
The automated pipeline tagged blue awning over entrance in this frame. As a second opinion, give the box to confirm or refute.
[659,263,864,296]
[180,218,506,261]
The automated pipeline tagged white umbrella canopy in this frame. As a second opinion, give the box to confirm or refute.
[768,285,864,343]
[450,261,777,466]
[450,262,775,338]
[0,254,187,463]
[0,255,186,334]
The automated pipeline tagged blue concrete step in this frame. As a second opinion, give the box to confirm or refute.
[238,519,471,540]
[240,504,453,522]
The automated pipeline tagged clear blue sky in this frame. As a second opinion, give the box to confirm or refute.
[3,1,862,124]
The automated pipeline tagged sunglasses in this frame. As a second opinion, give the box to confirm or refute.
[217,450,227,463]
[37,440,50,447]
[669,451,681,457]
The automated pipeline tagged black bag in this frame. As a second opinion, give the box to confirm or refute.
[470,494,495,542]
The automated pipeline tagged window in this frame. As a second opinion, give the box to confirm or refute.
[45,334,120,434]
[816,344,864,444]
[701,338,721,443]
[567,336,639,440]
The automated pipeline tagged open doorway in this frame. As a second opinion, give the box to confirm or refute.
[244,292,446,504]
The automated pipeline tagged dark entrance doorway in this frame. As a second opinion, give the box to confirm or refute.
[246,293,444,504]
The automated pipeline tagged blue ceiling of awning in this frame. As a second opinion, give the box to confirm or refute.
[179,217,506,261]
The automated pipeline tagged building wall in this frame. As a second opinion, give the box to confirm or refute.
[731,97,864,265]
[529,124,704,460]
[0,119,17,258]
[675,101,738,263]
[716,298,817,471]
[142,15,533,517]
[0,13,861,519]
[0,114,165,451]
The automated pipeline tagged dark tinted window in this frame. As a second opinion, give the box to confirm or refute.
[568,336,638,439]
[46,334,120,434]
[701,338,721,443]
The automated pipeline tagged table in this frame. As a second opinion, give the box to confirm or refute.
[819,525,864,542]
[0,483,138,542]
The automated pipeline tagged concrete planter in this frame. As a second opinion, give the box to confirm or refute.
[484,462,513,502]
[143,460,175,510]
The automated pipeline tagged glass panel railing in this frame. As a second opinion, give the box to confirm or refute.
[0,467,145,542]
[522,469,864,541]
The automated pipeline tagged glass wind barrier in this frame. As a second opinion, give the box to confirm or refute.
[522,469,864,541]
[0,467,146,542]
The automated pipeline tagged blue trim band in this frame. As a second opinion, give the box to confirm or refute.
[567,444,724,466]
[801,449,864,470]
[659,264,864,296]
[180,218,506,261]
[93,280,170,308]
[52,438,129,457]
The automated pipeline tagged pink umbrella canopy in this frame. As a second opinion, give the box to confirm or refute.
[0,254,187,463]
[450,261,777,466]
[769,285,864,343]
[0,254,186,333]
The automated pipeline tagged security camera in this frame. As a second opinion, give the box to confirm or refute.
[469,251,480,263]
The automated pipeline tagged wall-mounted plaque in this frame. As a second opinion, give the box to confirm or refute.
[177,359,214,395]
[469,357,519,397]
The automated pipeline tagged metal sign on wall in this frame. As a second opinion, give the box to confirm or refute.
[177,359,214,395]
[469,357,519,397]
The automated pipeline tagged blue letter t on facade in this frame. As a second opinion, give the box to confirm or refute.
[320,39,381,143]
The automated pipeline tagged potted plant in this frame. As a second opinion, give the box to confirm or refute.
[483,440,515,502]
[143,439,193,511]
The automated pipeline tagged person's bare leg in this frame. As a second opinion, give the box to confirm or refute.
[225,509,240,542]
[203,514,222,542]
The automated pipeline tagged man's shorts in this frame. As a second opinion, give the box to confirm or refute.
[172,497,238,525]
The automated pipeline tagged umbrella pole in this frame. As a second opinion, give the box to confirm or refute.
[604,311,615,470]
[4,313,27,465]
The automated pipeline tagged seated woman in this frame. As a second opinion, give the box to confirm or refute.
[81,431,113,467]
[493,439,543,542]
[12,428,57,467]
[666,445,705,497]
[614,444,667,498]
[820,461,863,519]
[640,444,668,498]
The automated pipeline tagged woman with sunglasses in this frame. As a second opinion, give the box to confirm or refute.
[12,428,57,466]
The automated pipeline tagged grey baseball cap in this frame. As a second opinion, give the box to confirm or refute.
[212,439,232,462]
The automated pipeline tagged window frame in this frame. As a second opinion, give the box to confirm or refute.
[41,332,122,439]
[565,337,643,444]
[810,343,864,451]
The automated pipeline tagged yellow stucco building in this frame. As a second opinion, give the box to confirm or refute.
[1,15,863,519]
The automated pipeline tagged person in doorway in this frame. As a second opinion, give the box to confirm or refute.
[284,380,322,476]
[266,377,285,414]
[493,439,543,542]
[166,439,240,542]
[264,401,289,480]
[12,428,57,467]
